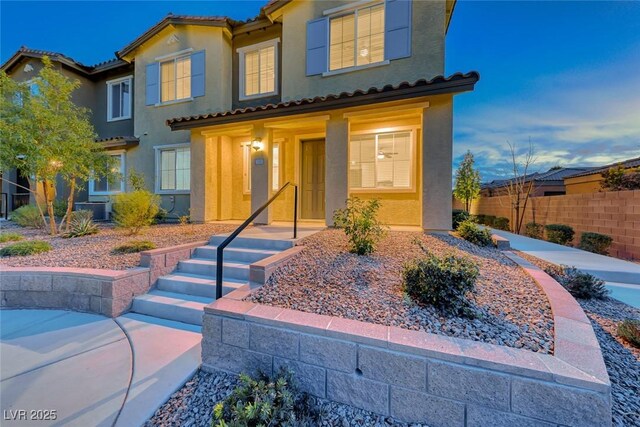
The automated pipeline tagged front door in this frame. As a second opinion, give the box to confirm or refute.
[301,139,325,219]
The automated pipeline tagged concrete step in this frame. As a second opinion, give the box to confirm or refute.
[209,235,294,251]
[156,273,245,298]
[193,245,279,263]
[130,290,211,326]
[177,258,250,280]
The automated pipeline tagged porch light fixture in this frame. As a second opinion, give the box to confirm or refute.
[251,138,264,152]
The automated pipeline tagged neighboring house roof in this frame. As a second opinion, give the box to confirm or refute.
[116,14,232,58]
[1,46,130,77]
[563,156,640,179]
[167,71,480,130]
[481,167,594,190]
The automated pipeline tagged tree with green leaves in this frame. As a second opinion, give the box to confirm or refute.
[453,150,481,212]
[0,56,113,234]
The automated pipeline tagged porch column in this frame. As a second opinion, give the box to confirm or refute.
[190,131,217,223]
[251,124,272,225]
[325,112,349,226]
[422,96,453,231]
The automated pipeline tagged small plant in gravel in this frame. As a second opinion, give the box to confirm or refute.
[578,232,613,255]
[153,208,168,224]
[179,214,190,226]
[112,190,160,235]
[493,216,510,231]
[617,319,640,348]
[0,232,24,243]
[333,197,386,255]
[70,209,94,223]
[524,222,544,239]
[10,205,44,228]
[213,368,318,427]
[546,265,609,299]
[456,219,492,246]
[111,240,157,254]
[0,240,52,257]
[452,209,470,230]
[403,249,479,317]
[545,224,574,245]
[62,217,99,238]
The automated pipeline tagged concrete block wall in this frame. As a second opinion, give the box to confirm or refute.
[466,189,640,260]
[201,255,611,426]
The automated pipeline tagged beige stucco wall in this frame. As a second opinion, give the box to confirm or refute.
[279,0,446,101]
[127,25,233,217]
[565,174,604,194]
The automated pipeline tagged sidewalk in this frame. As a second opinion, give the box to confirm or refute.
[0,309,201,427]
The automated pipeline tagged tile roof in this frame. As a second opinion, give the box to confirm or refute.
[564,156,640,179]
[96,136,140,149]
[167,72,480,130]
[481,167,594,189]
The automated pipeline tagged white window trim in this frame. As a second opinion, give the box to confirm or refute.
[156,54,193,106]
[324,2,387,77]
[89,150,126,196]
[154,143,191,194]
[237,38,280,101]
[106,75,133,122]
[348,127,418,193]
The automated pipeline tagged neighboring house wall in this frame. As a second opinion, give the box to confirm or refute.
[279,0,447,101]
[125,25,233,216]
[565,174,604,194]
[469,191,640,260]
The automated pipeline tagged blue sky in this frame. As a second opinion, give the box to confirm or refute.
[2,1,639,182]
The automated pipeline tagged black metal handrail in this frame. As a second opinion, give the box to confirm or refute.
[215,181,298,299]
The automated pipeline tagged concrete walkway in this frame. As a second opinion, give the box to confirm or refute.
[0,309,201,427]
[491,229,640,308]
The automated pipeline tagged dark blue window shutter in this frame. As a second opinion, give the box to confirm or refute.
[306,17,328,76]
[191,50,205,98]
[385,0,412,60]
[145,62,159,105]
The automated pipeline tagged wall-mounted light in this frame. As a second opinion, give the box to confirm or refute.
[251,137,264,152]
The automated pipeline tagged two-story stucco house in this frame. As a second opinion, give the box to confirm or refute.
[1,0,478,231]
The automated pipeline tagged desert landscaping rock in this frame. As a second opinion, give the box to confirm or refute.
[145,368,430,427]
[519,252,640,426]
[250,229,555,354]
[0,222,236,270]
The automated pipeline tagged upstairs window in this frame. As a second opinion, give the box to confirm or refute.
[329,3,385,71]
[349,131,413,190]
[156,145,190,193]
[238,39,279,100]
[107,76,132,121]
[161,55,191,103]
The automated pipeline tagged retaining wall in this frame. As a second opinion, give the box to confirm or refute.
[201,254,611,427]
[462,190,640,260]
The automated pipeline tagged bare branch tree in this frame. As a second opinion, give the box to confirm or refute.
[504,139,537,234]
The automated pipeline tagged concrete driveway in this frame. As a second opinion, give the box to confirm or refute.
[0,309,201,427]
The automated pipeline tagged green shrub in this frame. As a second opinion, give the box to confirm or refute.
[578,232,613,255]
[153,208,168,224]
[545,224,574,245]
[112,190,160,235]
[62,217,99,238]
[484,215,496,227]
[493,216,510,231]
[333,197,386,255]
[524,222,544,239]
[403,251,479,317]
[213,368,318,427]
[550,265,609,299]
[11,205,44,228]
[111,240,157,254]
[475,214,486,225]
[457,220,492,246]
[617,319,640,348]
[0,240,52,257]
[452,209,470,230]
[53,199,68,218]
[0,232,24,243]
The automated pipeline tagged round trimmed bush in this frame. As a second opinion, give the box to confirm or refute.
[578,232,613,255]
[545,224,574,245]
[524,222,544,239]
[0,240,52,257]
[452,209,470,230]
[403,252,479,317]
[553,266,609,299]
[493,217,510,231]
[457,220,492,246]
[484,215,496,227]
[10,205,44,228]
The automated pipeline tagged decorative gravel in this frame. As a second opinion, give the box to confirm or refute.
[518,252,640,426]
[0,221,236,270]
[146,368,430,427]
[250,229,555,354]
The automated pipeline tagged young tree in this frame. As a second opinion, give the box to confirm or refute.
[0,56,113,234]
[453,150,481,212]
[504,140,537,234]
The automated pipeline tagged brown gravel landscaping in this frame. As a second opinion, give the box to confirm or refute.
[250,229,555,354]
[0,221,237,270]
